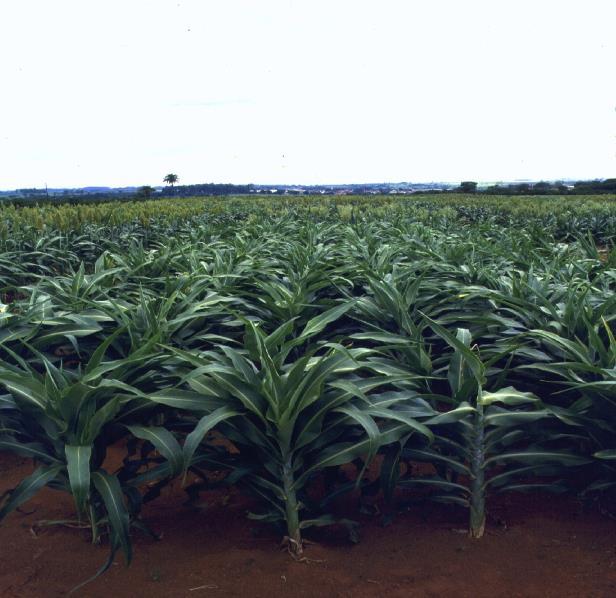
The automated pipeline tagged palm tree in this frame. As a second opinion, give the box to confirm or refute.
[163,173,179,187]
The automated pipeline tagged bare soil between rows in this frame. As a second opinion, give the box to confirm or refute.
[2,451,616,598]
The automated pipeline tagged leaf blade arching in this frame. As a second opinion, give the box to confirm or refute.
[0,465,63,521]
[182,406,240,472]
[65,445,92,515]
[126,425,183,477]
[91,471,132,565]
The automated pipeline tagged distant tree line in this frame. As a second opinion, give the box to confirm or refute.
[3,179,614,207]
[453,179,616,195]
[159,183,254,196]
[567,179,616,194]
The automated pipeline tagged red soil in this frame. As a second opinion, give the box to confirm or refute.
[2,451,616,598]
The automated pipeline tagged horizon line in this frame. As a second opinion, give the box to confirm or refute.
[1,176,614,193]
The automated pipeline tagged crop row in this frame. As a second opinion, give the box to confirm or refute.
[1,193,616,241]
[0,199,615,588]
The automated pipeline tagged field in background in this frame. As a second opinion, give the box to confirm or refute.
[1,193,616,235]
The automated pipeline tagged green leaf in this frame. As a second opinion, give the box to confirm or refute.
[126,426,183,477]
[483,409,552,427]
[479,387,539,406]
[594,449,616,460]
[85,326,126,374]
[0,372,47,410]
[380,443,403,504]
[296,423,410,487]
[182,406,240,471]
[149,389,222,412]
[398,476,469,495]
[32,320,103,347]
[296,301,354,343]
[484,450,591,467]
[0,438,62,463]
[424,318,485,386]
[335,405,381,470]
[0,465,62,521]
[403,448,471,475]
[85,398,121,443]
[425,402,475,425]
[448,328,473,395]
[366,407,433,442]
[65,445,92,515]
[91,471,132,565]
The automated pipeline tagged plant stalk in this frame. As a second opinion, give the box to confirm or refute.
[282,458,303,556]
[469,399,485,539]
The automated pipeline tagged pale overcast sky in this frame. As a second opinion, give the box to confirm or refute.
[0,0,614,189]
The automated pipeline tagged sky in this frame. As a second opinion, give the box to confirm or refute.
[0,0,614,189]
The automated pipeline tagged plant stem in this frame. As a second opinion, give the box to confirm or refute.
[89,504,100,544]
[282,457,303,555]
[469,399,485,539]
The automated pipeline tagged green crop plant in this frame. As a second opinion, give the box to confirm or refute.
[516,319,616,495]
[398,321,589,538]
[169,306,432,556]
[0,334,193,584]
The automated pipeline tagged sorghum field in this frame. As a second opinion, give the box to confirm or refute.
[1,194,616,597]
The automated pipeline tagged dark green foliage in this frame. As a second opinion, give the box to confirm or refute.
[0,194,614,586]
